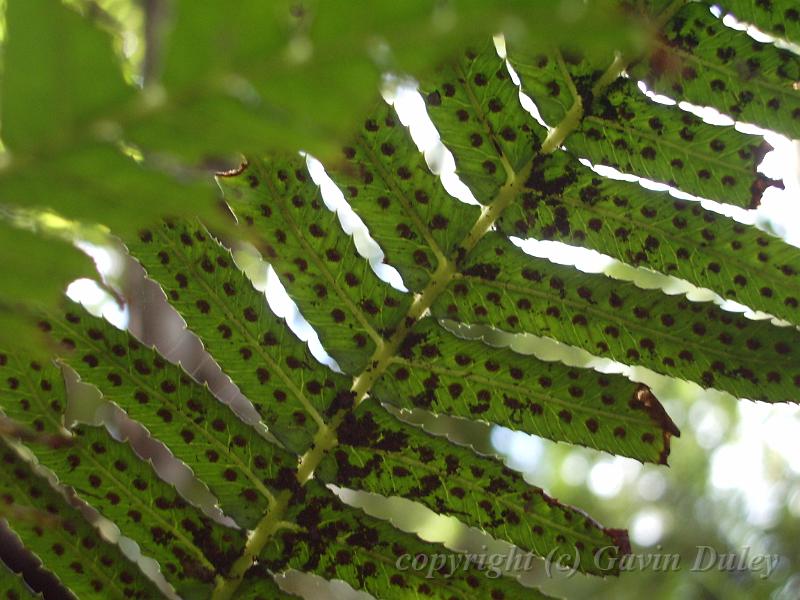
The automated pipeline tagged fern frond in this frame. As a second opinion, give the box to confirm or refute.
[260,480,555,599]
[129,220,340,453]
[46,426,241,596]
[0,563,41,599]
[7,0,799,597]
[507,48,776,207]
[127,211,616,589]
[209,38,647,589]
[42,306,301,529]
[422,43,541,203]
[435,232,800,403]
[221,156,412,374]
[236,568,298,599]
[0,442,160,599]
[329,102,481,291]
[317,399,630,576]
[499,149,800,327]
[372,318,679,464]
[713,0,800,45]
[629,3,800,141]
[0,352,244,595]
[0,220,95,351]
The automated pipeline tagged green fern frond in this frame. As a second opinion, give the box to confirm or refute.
[329,102,481,291]
[128,220,335,453]
[0,352,244,595]
[499,149,800,327]
[629,3,800,141]
[0,562,42,599]
[436,232,800,402]
[222,156,412,374]
[0,441,160,599]
[506,41,779,206]
[317,399,630,577]
[372,319,679,464]
[41,306,301,529]
[714,0,800,45]
[2,1,800,598]
[260,480,555,599]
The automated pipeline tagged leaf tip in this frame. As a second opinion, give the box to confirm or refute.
[631,384,680,466]
[605,527,632,558]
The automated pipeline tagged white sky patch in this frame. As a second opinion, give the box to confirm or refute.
[679,100,735,127]
[588,459,626,498]
[66,240,128,328]
[631,509,666,547]
[66,278,128,329]
[266,266,339,370]
[722,12,777,43]
[493,34,507,59]
[709,402,793,529]
[637,80,677,106]
[511,235,615,273]
[637,470,667,502]
[689,400,729,449]
[75,241,123,277]
[740,402,800,476]
[387,83,440,152]
[560,451,590,486]
[490,426,544,473]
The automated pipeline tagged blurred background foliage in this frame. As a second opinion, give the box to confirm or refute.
[1,1,800,599]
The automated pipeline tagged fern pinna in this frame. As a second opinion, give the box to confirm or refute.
[2,0,800,598]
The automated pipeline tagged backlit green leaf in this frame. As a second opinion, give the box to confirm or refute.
[712,0,800,47]
[0,145,219,237]
[373,318,679,464]
[421,42,542,203]
[317,399,630,576]
[1,0,132,153]
[236,569,298,599]
[262,479,555,598]
[44,427,242,597]
[629,2,800,141]
[433,232,800,403]
[128,219,349,453]
[148,0,632,160]
[0,352,244,597]
[0,442,160,599]
[42,304,302,529]
[499,149,800,328]
[328,102,480,291]
[0,220,94,349]
[219,157,412,374]
[0,564,40,599]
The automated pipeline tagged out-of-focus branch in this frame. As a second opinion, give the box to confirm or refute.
[142,0,168,86]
